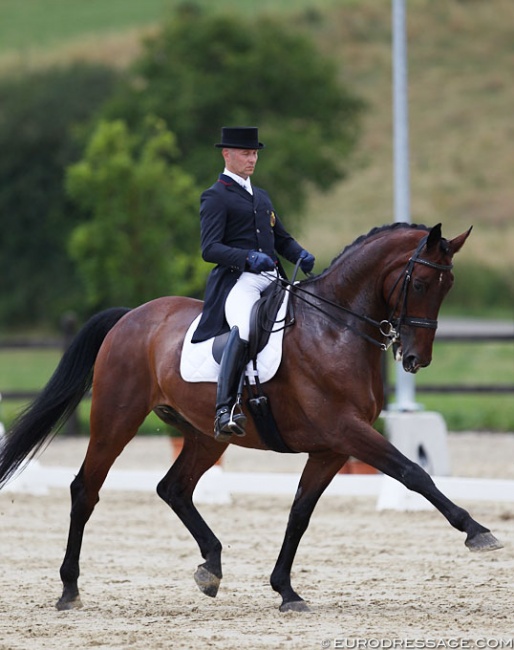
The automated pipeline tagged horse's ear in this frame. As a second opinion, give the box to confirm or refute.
[425,223,442,251]
[448,226,473,255]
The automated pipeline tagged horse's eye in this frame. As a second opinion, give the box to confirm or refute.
[413,279,426,294]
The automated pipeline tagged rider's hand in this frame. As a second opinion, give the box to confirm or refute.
[246,251,276,273]
[298,249,315,274]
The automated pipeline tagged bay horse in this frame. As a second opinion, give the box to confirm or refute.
[0,223,502,613]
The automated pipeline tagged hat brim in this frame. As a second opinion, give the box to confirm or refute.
[215,142,265,149]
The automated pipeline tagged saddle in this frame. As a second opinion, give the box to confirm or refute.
[212,279,290,364]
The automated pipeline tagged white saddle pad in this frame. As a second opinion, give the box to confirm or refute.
[180,291,290,384]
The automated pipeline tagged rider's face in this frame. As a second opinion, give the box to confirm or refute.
[223,148,259,180]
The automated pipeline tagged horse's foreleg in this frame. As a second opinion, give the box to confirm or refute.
[386,453,502,551]
[156,432,228,598]
[270,451,347,612]
[350,425,503,551]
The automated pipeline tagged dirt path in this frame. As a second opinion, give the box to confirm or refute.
[1,433,513,649]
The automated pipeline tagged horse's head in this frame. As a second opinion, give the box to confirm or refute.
[384,223,471,373]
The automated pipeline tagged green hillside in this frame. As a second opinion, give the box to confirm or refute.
[0,0,341,54]
[301,0,514,277]
[1,0,513,276]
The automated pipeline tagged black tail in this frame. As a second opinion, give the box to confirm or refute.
[0,307,131,489]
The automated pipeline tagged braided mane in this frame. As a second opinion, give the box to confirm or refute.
[334,222,431,264]
[301,223,433,284]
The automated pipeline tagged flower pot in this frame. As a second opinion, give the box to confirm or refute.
[170,436,223,466]
[170,436,184,460]
[339,458,378,474]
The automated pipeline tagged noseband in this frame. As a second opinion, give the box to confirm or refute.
[282,233,454,352]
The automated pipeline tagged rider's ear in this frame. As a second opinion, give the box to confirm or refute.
[425,223,442,251]
[448,226,473,255]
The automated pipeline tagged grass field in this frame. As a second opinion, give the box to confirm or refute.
[0,0,342,62]
[0,0,168,51]
[0,0,346,43]
[0,349,168,435]
[0,341,512,433]
[386,341,514,431]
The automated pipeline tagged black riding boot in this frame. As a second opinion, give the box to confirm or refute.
[214,327,248,443]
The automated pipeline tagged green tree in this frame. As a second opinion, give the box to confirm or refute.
[67,118,206,310]
[0,64,120,327]
[103,4,364,216]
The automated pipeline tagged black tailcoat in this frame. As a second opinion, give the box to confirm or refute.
[192,174,303,342]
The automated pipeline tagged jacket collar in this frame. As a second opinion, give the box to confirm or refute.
[217,173,254,201]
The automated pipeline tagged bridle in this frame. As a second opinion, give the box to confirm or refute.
[281,234,454,351]
[385,234,454,338]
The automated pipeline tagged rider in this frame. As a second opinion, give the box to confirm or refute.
[192,126,315,441]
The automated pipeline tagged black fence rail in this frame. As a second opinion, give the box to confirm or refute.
[0,336,65,400]
[1,318,513,433]
[0,314,80,433]
[382,318,514,401]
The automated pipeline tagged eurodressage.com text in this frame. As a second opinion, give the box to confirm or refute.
[321,639,514,649]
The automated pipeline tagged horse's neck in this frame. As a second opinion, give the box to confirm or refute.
[313,246,390,319]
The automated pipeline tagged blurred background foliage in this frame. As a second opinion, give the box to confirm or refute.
[0,0,513,330]
[0,63,119,325]
[0,3,363,327]
[66,117,204,310]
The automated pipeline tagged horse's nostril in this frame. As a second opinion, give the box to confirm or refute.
[403,354,431,373]
[403,355,420,373]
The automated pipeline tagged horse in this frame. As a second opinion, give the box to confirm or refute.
[0,222,502,613]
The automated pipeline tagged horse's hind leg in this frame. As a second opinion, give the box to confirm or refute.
[56,401,148,610]
[57,463,92,609]
[155,417,228,598]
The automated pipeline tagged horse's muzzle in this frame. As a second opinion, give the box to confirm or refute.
[394,342,431,373]
[402,353,430,374]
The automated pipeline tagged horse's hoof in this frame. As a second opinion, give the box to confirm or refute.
[194,565,221,598]
[279,599,311,613]
[466,531,503,552]
[55,595,83,611]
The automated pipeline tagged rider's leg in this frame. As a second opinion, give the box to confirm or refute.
[224,271,274,341]
[213,272,274,441]
[214,326,248,440]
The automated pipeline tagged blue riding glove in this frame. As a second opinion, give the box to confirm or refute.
[246,250,276,273]
[298,249,315,274]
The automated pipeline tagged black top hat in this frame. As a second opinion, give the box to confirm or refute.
[215,126,265,149]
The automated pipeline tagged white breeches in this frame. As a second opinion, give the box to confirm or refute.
[224,271,276,341]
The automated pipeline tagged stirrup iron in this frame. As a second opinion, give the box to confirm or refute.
[214,400,247,442]
[228,400,247,435]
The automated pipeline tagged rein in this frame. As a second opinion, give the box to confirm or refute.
[280,235,454,351]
